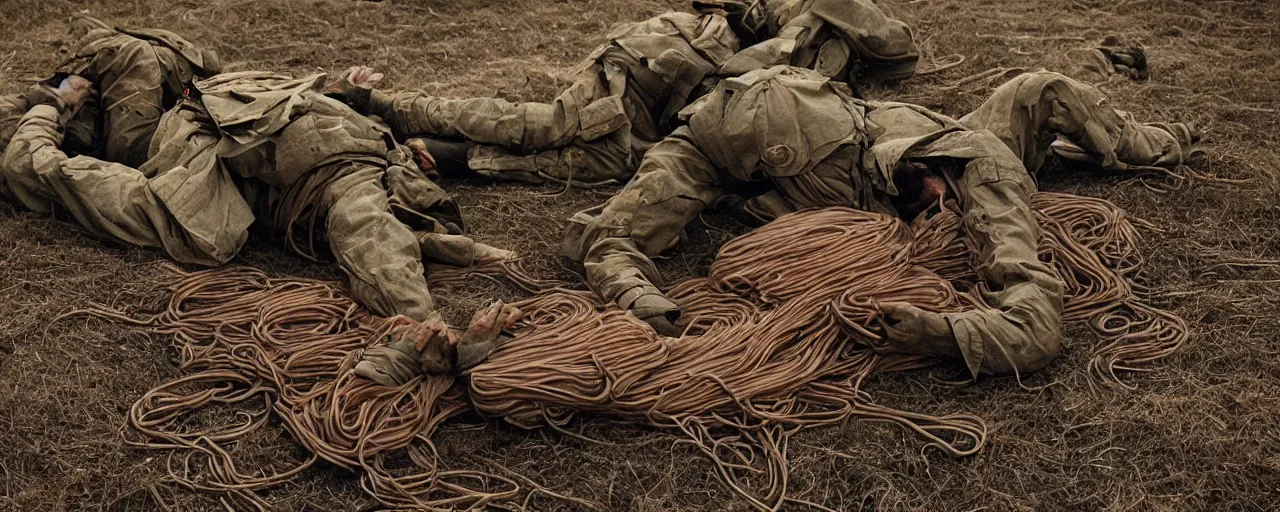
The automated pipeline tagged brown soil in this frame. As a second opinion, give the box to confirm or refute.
[1,0,1278,510]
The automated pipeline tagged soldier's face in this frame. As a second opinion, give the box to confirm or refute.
[892,160,949,220]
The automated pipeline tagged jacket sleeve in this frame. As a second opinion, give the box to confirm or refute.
[323,165,440,322]
[563,126,725,306]
[3,104,78,212]
[3,103,251,266]
[943,136,1065,378]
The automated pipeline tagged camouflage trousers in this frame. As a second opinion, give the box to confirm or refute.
[367,49,669,186]
[962,71,1197,174]
[2,104,488,323]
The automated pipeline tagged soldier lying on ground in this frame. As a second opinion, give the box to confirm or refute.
[329,0,919,187]
[562,66,1198,378]
[0,73,520,383]
[0,18,221,169]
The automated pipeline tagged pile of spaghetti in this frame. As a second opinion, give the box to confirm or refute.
[74,192,1186,510]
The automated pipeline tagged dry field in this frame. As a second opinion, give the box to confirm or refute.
[0,0,1278,510]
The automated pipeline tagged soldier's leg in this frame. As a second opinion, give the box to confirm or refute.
[322,165,438,322]
[563,129,725,335]
[960,71,1198,173]
[61,31,171,167]
[877,138,1065,378]
[465,136,633,186]
[365,68,627,152]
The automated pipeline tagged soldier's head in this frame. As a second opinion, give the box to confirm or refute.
[891,159,951,220]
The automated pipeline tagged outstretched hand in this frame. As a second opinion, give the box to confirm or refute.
[345,66,385,90]
[404,138,439,178]
[56,76,95,110]
[873,302,956,356]
[455,300,523,371]
[325,65,384,93]
[323,66,383,111]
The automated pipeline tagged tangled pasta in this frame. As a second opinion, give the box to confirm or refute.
[68,192,1187,510]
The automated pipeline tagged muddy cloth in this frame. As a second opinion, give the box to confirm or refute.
[56,18,222,167]
[2,71,469,323]
[0,95,28,155]
[363,12,740,185]
[961,71,1198,173]
[365,0,918,185]
[564,66,1063,378]
[718,0,920,82]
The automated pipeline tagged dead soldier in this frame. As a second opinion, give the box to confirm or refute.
[564,65,1197,378]
[0,72,520,385]
[330,0,919,187]
[0,18,222,169]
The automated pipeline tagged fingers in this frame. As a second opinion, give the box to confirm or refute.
[469,299,505,328]
[877,302,918,323]
[64,75,93,91]
[496,305,522,329]
[413,146,437,172]
[348,66,383,88]
[55,76,94,111]
[455,302,522,371]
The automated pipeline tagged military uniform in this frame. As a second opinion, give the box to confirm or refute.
[359,11,740,186]
[0,20,220,166]
[2,71,483,323]
[961,71,1198,173]
[356,0,918,185]
[0,95,27,153]
[56,18,222,166]
[562,66,1064,377]
[717,0,919,82]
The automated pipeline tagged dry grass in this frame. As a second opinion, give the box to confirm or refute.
[1,0,1278,510]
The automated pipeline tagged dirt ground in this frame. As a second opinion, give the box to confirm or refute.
[1,0,1278,510]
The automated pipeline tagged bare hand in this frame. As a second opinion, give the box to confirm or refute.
[56,75,95,112]
[404,138,439,178]
[455,300,523,371]
[342,66,384,90]
[873,302,954,356]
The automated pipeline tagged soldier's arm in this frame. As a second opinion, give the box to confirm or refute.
[564,126,724,336]
[945,151,1064,378]
[878,134,1065,378]
[2,101,74,211]
[718,13,822,76]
